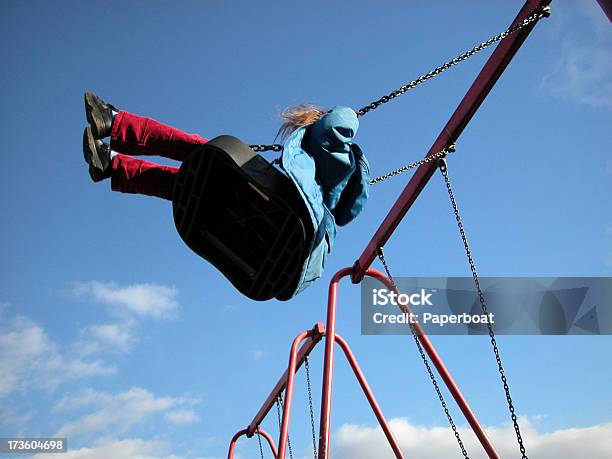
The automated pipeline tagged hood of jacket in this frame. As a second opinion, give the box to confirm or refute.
[279,106,370,297]
[307,106,359,211]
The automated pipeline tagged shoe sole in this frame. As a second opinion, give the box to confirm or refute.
[84,92,109,139]
[83,127,106,182]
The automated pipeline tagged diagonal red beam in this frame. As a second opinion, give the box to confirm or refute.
[352,0,551,281]
[246,322,325,436]
[596,0,612,21]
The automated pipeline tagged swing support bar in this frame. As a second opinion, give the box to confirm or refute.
[227,1,556,456]
[318,269,499,459]
[228,271,406,459]
[352,0,552,281]
[227,268,499,459]
[228,428,278,458]
[246,323,326,437]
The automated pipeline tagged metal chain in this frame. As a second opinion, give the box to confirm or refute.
[304,356,319,459]
[356,6,550,117]
[256,426,265,459]
[438,160,528,458]
[254,142,456,186]
[369,144,456,185]
[251,6,550,157]
[250,144,283,152]
[275,394,295,459]
[376,247,470,458]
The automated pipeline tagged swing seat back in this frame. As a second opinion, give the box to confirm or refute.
[172,135,312,301]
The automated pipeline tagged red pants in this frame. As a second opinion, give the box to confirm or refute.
[110,111,209,200]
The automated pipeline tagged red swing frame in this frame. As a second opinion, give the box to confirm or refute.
[227,1,553,457]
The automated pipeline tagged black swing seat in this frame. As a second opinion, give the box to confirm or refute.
[172,135,313,301]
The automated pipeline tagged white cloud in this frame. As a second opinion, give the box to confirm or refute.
[54,387,198,437]
[333,417,612,459]
[62,359,116,379]
[71,281,179,319]
[32,437,199,459]
[251,349,265,360]
[165,409,200,425]
[540,2,612,111]
[0,317,115,399]
[0,405,33,431]
[68,281,181,355]
[53,387,115,413]
[541,42,612,111]
[88,322,135,352]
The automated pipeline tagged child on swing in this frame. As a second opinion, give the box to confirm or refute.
[82,92,370,295]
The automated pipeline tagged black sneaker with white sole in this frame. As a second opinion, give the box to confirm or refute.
[84,92,116,139]
[83,127,112,182]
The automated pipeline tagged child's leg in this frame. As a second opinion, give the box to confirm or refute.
[110,111,208,162]
[110,153,178,201]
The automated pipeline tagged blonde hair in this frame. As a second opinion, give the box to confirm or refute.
[276,104,328,141]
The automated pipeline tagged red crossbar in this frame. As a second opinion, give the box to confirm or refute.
[227,428,277,459]
[365,269,499,458]
[246,323,325,437]
[352,0,552,282]
[228,269,500,458]
[229,290,405,459]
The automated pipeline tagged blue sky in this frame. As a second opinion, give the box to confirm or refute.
[1,1,611,458]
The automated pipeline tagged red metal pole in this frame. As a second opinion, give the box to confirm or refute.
[278,330,314,458]
[596,0,612,21]
[335,333,405,459]
[229,268,498,458]
[352,0,551,282]
[247,323,325,436]
[366,268,500,459]
[227,428,278,459]
[317,267,353,458]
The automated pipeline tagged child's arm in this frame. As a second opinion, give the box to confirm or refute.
[331,145,370,226]
[305,105,370,226]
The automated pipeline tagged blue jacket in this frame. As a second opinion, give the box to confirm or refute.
[281,106,370,296]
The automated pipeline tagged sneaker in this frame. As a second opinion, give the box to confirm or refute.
[83,127,112,182]
[84,92,116,139]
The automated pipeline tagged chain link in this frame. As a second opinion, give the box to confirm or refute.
[304,356,319,459]
[377,247,470,458]
[252,6,549,157]
[256,426,265,459]
[250,144,283,152]
[369,144,456,185]
[356,7,550,117]
[253,141,456,186]
[275,394,294,459]
[240,7,545,458]
[439,160,528,458]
